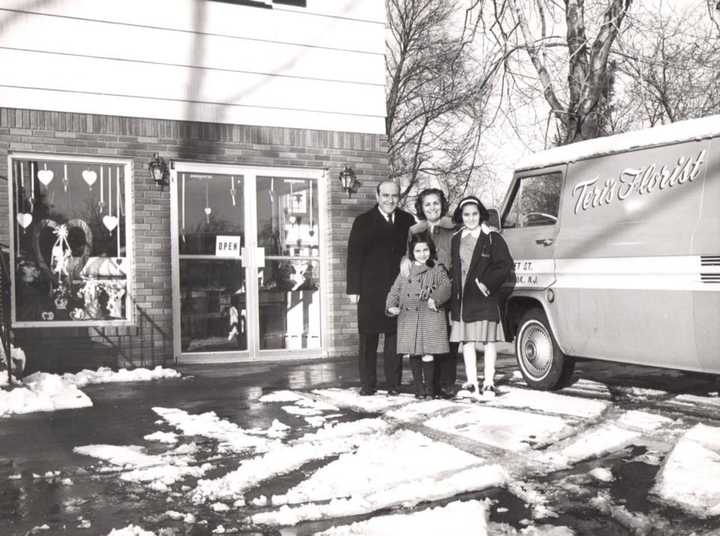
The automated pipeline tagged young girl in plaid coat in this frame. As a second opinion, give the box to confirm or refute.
[386,232,451,398]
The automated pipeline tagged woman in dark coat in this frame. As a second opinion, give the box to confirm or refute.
[449,196,513,399]
[403,188,457,396]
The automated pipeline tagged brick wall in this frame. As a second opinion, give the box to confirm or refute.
[0,108,386,370]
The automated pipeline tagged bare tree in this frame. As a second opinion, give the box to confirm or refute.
[616,2,720,126]
[483,0,633,145]
[385,0,500,204]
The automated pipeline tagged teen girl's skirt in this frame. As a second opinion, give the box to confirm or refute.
[449,317,504,343]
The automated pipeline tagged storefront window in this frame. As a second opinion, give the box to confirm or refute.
[9,155,132,325]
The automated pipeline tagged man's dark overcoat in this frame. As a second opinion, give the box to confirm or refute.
[347,205,414,333]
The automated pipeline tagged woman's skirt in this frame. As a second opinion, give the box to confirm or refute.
[450,318,504,343]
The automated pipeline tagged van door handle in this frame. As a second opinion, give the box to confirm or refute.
[535,238,554,246]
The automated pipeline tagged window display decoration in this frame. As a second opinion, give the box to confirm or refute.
[9,155,133,326]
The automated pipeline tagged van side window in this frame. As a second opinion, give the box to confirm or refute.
[502,172,562,228]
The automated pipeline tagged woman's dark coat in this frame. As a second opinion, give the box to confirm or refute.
[450,229,514,323]
[347,206,415,333]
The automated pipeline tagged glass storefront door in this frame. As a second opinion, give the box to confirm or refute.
[171,164,325,362]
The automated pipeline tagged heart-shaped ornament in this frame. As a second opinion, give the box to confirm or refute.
[204,207,212,216]
[38,169,54,186]
[82,170,97,188]
[17,213,33,229]
[103,215,118,231]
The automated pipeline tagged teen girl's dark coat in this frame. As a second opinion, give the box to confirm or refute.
[347,205,415,333]
[450,230,514,323]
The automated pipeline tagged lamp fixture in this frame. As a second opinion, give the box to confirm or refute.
[338,165,359,198]
[148,153,170,188]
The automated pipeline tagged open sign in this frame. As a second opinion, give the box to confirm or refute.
[215,236,241,258]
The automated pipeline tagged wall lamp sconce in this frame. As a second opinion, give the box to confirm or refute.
[338,165,360,198]
[148,153,170,188]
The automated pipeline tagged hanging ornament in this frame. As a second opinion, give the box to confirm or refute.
[230,175,236,207]
[38,163,54,186]
[63,164,69,193]
[102,215,118,231]
[29,162,35,213]
[204,182,212,224]
[16,213,32,230]
[82,169,97,191]
[98,166,105,213]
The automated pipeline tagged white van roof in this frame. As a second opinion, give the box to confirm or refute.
[516,114,720,171]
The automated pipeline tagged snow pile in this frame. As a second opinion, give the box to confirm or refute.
[273,429,485,505]
[252,465,507,526]
[489,388,608,419]
[153,407,275,453]
[312,387,415,412]
[315,499,489,536]
[192,418,390,504]
[0,371,92,417]
[1,367,181,417]
[64,366,180,387]
[539,410,673,470]
[425,405,573,451]
[74,443,211,492]
[258,390,306,403]
[107,525,155,536]
[653,423,720,517]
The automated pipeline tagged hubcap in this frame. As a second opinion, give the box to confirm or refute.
[519,321,553,379]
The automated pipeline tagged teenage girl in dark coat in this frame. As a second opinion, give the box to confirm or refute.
[449,196,514,399]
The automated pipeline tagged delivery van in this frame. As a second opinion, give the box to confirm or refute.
[496,114,720,390]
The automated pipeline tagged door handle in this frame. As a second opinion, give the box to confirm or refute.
[535,238,554,246]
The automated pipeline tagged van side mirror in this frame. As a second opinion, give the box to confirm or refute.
[487,208,501,232]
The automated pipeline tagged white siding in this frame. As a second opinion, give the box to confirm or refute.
[0,0,386,133]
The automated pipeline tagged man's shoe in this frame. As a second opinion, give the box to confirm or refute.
[360,388,376,396]
[387,388,400,396]
[437,387,455,399]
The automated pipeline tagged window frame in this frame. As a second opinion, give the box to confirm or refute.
[7,152,135,328]
[501,169,564,230]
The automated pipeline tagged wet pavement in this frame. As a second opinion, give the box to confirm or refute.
[2,354,720,535]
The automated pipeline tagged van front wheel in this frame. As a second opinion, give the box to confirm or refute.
[515,309,574,390]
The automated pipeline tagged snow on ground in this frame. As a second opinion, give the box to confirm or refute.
[488,387,608,419]
[315,499,489,536]
[251,465,508,526]
[74,443,211,493]
[425,405,574,452]
[653,423,720,517]
[191,418,390,504]
[0,372,92,417]
[107,525,156,536]
[258,390,306,403]
[385,398,458,421]
[63,366,180,387]
[153,407,275,454]
[144,431,178,444]
[273,429,486,505]
[538,411,673,471]
[0,367,180,418]
[312,387,415,412]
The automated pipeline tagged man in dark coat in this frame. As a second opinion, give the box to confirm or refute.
[347,180,414,395]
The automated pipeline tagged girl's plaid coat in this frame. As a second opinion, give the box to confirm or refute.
[385,263,451,355]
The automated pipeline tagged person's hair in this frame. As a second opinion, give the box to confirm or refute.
[414,188,449,221]
[452,195,489,224]
[376,180,399,195]
[407,231,437,267]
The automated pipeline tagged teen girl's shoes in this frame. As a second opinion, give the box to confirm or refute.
[481,384,497,399]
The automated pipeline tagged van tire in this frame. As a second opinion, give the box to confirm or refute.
[515,309,574,390]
